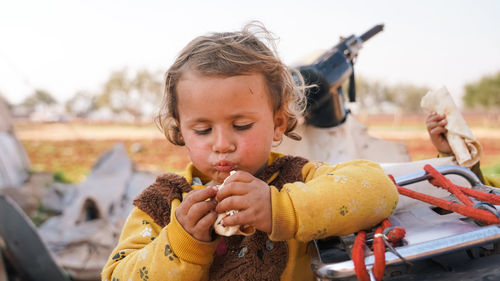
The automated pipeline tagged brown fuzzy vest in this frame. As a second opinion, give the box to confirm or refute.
[133,155,309,281]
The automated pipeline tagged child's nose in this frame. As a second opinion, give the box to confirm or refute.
[212,129,236,153]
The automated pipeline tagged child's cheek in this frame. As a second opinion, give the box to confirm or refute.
[184,136,210,159]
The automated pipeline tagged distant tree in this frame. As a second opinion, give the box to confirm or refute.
[96,69,131,113]
[354,76,389,110]
[22,89,57,111]
[463,71,500,109]
[385,84,430,113]
[95,68,163,120]
[65,91,96,117]
[131,69,163,117]
[352,76,428,113]
[0,93,12,110]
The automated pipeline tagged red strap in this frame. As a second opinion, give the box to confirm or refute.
[353,219,405,281]
[425,164,500,205]
[458,186,500,205]
[392,177,500,225]
[352,230,370,281]
[372,225,386,280]
[353,165,499,281]
[424,165,474,206]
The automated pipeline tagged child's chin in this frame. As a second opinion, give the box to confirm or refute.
[212,172,228,183]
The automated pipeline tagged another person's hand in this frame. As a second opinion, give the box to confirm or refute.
[426,112,452,154]
[215,171,272,234]
[175,187,218,242]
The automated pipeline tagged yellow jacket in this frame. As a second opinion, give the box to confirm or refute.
[102,152,398,281]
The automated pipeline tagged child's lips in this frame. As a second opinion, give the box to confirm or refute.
[215,160,235,172]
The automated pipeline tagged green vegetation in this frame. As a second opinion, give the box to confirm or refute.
[31,204,59,227]
[463,71,500,109]
[353,76,430,113]
[21,89,57,110]
[53,170,73,183]
[482,160,500,176]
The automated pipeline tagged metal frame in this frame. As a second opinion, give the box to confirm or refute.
[309,165,500,280]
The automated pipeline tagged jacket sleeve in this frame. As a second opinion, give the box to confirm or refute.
[269,160,398,241]
[101,200,217,281]
[484,175,500,188]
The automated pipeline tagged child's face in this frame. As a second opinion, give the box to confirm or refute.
[176,71,286,184]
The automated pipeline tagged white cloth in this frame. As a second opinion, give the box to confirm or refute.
[275,115,410,164]
[420,86,482,168]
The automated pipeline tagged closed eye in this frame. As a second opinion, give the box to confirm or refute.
[194,128,211,135]
[234,123,253,131]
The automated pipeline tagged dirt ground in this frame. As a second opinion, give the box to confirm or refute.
[13,115,500,182]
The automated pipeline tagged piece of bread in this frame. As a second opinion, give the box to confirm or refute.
[420,86,482,167]
[213,171,256,236]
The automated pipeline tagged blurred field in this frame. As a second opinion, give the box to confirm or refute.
[14,113,500,183]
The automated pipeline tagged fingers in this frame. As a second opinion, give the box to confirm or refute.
[180,187,217,220]
[218,205,272,233]
[176,187,218,241]
[216,171,253,201]
[223,170,254,185]
[216,195,249,213]
[216,182,250,201]
[195,209,218,233]
[183,186,218,206]
[429,125,447,137]
[182,207,217,242]
[425,112,453,154]
[187,199,217,223]
[426,112,446,121]
[426,114,447,133]
[212,172,272,233]
[219,208,255,226]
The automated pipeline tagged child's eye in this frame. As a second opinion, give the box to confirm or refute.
[194,128,211,135]
[234,123,253,130]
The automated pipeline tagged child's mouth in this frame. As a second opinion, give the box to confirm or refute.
[215,160,235,172]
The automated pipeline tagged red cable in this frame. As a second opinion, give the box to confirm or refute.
[354,219,405,281]
[372,225,386,280]
[424,165,474,206]
[458,187,500,205]
[353,166,499,281]
[352,230,370,281]
[424,164,500,205]
[394,180,500,225]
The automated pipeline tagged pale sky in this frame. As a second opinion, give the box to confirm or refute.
[1,0,499,107]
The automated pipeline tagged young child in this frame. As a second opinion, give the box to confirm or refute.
[102,23,398,281]
[426,112,499,187]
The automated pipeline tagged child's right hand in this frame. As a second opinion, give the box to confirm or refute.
[175,187,218,242]
[426,112,453,154]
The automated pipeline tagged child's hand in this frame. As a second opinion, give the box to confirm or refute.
[175,187,218,242]
[215,171,272,234]
[426,112,453,154]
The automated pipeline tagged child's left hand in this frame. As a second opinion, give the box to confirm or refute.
[426,112,453,154]
[215,171,272,234]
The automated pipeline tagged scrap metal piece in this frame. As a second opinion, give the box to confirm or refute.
[0,194,68,281]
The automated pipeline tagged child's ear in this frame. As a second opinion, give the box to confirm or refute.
[273,110,287,142]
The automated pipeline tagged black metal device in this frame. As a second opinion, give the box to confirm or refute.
[298,24,384,128]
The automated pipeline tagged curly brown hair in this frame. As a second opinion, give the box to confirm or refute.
[155,22,306,146]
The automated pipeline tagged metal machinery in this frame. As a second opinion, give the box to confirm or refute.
[309,165,500,281]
